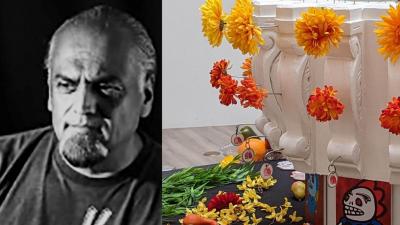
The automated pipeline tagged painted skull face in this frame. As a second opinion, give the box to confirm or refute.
[343,187,376,221]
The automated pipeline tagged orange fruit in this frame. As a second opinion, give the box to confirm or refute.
[237,139,268,161]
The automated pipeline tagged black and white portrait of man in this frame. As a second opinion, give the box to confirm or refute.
[0,1,161,225]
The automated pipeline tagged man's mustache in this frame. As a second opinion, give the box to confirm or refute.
[67,117,105,127]
[64,117,112,142]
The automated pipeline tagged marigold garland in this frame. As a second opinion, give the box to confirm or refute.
[210,59,230,88]
[380,97,400,135]
[209,59,267,109]
[200,0,226,47]
[225,0,265,55]
[237,77,267,110]
[307,85,344,122]
[241,57,252,77]
[375,4,400,64]
[295,7,345,57]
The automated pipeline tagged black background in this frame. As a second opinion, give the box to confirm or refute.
[0,0,161,142]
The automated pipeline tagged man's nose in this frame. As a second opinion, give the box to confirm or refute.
[73,83,97,115]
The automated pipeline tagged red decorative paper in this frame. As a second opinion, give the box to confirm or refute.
[336,177,391,225]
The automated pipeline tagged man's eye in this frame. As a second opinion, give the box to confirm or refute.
[98,83,124,99]
[56,80,76,93]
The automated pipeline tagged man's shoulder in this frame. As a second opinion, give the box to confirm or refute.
[0,126,54,148]
[0,126,54,173]
[137,131,161,182]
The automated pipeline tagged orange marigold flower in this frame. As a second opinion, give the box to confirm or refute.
[375,4,400,63]
[241,57,252,77]
[218,75,238,106]
[307,85,344,122]
[295,7,345,57]
[237,77,267,110]
[210,59,230,88]
[380,97,400,135]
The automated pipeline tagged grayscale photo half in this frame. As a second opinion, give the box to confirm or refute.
[0,1,161,224]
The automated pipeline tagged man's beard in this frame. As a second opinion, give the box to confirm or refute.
[59,130,109,168]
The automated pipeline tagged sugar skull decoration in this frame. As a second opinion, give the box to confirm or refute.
[338,181,386,225]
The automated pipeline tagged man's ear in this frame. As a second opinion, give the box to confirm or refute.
[140,72,155,118]
[47,74,53,112]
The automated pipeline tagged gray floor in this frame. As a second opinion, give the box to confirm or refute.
[162,125,261,170]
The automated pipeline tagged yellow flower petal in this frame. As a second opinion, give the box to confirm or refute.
[200,0,226,47]
[375,4,400,63]
[225,0,265,55]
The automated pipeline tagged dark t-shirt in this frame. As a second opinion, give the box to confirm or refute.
[0,126,161,225]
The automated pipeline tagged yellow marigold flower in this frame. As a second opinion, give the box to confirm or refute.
[375,4,400,63]
[219,155,239,168]
[295,7,345,57]
[200,0,226,47]
[225,0,265,55]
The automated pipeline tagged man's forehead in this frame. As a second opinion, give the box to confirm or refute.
[51,28,143,81]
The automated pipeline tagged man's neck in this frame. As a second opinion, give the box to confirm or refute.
[62,132,143,178]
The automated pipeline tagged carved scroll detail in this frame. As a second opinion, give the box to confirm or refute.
[325,36,362,178]
[253,31,285,149]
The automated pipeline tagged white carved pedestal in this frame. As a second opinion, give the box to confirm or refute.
[324,7,364,179]
[274,5,315,173]
[251,1,400,224]
[253,1,286,150]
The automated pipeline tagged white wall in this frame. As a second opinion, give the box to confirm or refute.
[162,0,262,129]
